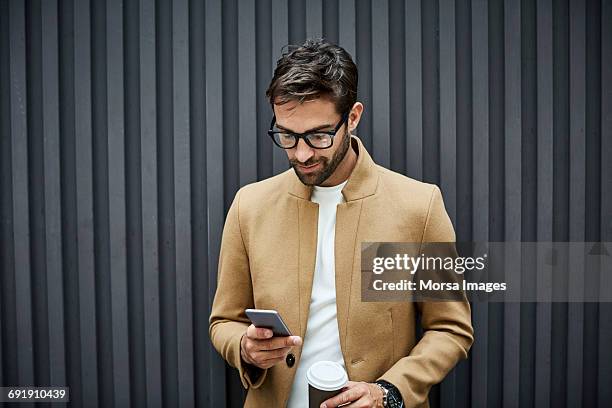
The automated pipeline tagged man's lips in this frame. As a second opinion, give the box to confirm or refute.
[296,162,321,174]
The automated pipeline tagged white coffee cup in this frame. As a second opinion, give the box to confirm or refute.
[306,361,349,408]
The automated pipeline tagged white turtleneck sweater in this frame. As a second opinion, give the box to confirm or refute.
[287,180,348,407]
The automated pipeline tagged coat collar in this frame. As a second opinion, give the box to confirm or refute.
[288,136,379,202]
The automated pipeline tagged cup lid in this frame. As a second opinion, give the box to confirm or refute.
[306,361,348,391]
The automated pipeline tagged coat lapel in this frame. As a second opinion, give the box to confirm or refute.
[296,199,318,340]
[334,200,363,354]
[335,137,379,355]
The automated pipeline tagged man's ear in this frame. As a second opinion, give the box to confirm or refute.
[348,102,364,132]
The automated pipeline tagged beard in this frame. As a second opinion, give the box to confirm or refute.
[289,130,351,186]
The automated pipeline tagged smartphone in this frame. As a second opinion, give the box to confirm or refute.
[245,309,292,337]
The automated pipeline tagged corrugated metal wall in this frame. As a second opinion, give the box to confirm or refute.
[1,0,611,406]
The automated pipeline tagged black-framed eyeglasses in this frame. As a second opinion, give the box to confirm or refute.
[267,112,349,149]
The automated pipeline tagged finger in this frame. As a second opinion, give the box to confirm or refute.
[250,347,290,364]
[246,324,273,340]
[248,335,301,351]
[320,385,366,408]
[250,350,290,369]
[262,335,302,350]
[342,381,359,389]
[257,356,286,369]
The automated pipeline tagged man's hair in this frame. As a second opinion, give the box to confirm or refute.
[266,38,358,115]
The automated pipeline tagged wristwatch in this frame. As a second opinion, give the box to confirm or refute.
[376,383,389,407]
[375,380,404,408]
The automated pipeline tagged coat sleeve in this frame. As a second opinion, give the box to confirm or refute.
[378,185,474,407]
[208,188,268,389]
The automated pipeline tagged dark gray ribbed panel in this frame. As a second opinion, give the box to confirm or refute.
[0,0,610,406]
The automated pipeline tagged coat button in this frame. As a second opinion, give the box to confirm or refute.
[286,353,295,367]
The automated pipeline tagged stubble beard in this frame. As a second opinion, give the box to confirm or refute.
[290,129,351,186]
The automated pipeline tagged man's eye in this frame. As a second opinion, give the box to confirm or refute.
[275,133,296,147]
[310,133,329,141]
[278,133,294,141]
[307,133,333,148]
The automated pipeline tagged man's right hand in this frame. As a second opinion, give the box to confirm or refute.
[240,324,302,369]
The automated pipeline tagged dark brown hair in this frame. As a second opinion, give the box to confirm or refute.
[266,38,358,115]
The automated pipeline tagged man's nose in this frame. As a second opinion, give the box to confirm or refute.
[294,139,314,163]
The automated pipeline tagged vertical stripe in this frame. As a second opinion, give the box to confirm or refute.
[288,0,305,43]
[10,0,35,387]
[451,0,473,403]
[438,0,456,221]
[566,0,586,406]
[74,0,99,404]
[519,0,538,398]
[41,0,67,388]
[0,278,2,387]
[535,0,553,406]
[0,0,9,385]
[189,0,207,404]
[338,0,356,63]
[271,0,289,176]
[90,0,111,403]
[354,0,372,148]
[58,0,82,402]
[602,0,612,243]
[172,0,194,405]
[205,0,224,302]
[106,0,131,405]
[322,0,339,43]
[0,0,9,390]
[124,0,145,404]
[455,0,472,242]
[486,53,505,408]
[567,3,586,241]
[371,0,390,167]
[519,0,537,398]
[156,0,178,403]
[306,0,323,38]
[27,0,51,390]
[255,0,272,181]
[550,0,569,405]
[220,2,242,403]
[438,1,457,403]
[0,0,5,386]
[405,0,423,181]
[470,0,489,407]
[0,259,2,386]
[388,0,405,174]
[503,1,522,406]
[598,1,612,405]
[73,0,99,404]
[582,1,601,406]
[421,0,439,184]
[504,0,522,243]
[471,0,489,241]
[140,0,162,405]
[205,0,227,406]
[238,0,258,186]
[221,0,239,210]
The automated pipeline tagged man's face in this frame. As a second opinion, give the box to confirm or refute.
[273,97,351,186]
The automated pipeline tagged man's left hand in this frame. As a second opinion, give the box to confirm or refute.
[320,381,384,408]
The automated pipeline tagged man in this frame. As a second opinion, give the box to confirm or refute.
[209,39,473,408]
